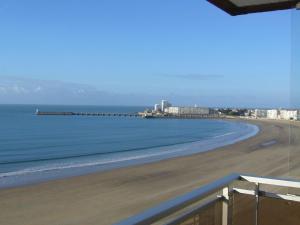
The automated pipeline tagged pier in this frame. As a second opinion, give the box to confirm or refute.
[36,111,221,119]
[36,111,141,117]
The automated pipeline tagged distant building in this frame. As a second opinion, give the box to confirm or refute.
[164,106,179,114]
[165,106,210,115]
[279,110,298,120]
[209,108,219,115]
[244,109,252,117]
[252,108,300,121]
[161,100,172,112]
[154,104,161,112]
[253,109,267,118]
[267,109,279,120]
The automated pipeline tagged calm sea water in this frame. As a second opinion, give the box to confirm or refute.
[0,105,259,188]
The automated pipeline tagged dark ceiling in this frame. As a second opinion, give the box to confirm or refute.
[207,0,300,16]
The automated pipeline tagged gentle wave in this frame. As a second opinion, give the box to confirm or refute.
[213,132,235,138]
[0,143,203,178]
[0,139,209,165]
[0,121,259,189]
[0,131,246,179]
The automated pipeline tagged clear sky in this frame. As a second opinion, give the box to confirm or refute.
[0,0,295,107]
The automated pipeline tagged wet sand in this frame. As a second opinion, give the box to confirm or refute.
[0,119,299,225]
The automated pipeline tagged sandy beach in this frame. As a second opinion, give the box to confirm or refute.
[0,119,300,225]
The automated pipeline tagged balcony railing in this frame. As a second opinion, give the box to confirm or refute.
[114,173,300,225]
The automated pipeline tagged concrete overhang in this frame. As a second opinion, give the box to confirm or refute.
[207,0,300,16]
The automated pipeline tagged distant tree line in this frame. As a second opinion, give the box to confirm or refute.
[218,108,249,117]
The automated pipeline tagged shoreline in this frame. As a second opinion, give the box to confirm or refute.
[0,119,299,225]
[0,119,259,189]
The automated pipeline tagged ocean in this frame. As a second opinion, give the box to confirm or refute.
[0,105,259,188]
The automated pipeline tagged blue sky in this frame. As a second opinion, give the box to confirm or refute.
[291,10,300,108]
[0,0,295,107]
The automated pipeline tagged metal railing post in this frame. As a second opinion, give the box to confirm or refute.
[255,183,260,225]
[222,187,229,225]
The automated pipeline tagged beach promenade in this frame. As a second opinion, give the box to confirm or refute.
[0,119,299,225]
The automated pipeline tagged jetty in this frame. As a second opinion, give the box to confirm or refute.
[35,110,221,119]
[36,111,140,117]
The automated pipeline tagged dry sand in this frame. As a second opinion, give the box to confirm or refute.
[0,119,300,225]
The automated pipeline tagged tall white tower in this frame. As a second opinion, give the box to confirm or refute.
[161,100,171,112]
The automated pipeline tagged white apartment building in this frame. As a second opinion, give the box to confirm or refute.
[279,110,298,120]
[253,109,267,118]
[267,109,279,120]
